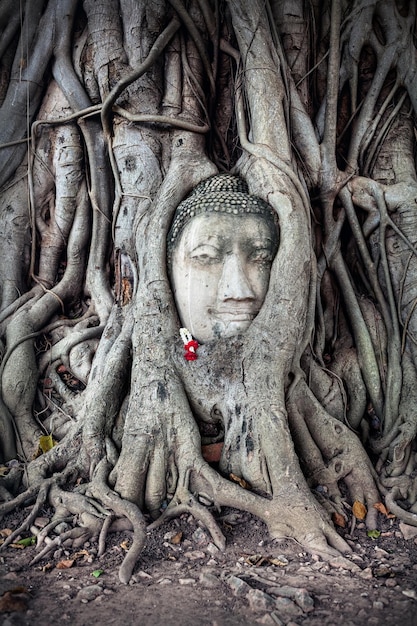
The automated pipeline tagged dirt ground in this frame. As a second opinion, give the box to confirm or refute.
[1,502,417,626]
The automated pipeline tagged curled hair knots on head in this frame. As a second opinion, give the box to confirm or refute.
[167,173,279,265]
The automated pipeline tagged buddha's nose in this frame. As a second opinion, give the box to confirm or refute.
[218,254,255,301]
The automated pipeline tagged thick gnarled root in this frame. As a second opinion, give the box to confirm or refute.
[147,467,226,551]
[266,495,357,571]
[189,460,357,572]
[288,379,380,529]
[88,458,147,584]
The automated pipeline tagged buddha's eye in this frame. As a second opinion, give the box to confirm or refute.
[189,245,222,265]
[249,248,273,263]
[192,254,220,265]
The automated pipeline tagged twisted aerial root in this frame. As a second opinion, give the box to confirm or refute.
[0,481,51,549]
[0,465,74,520]
[89,458,147,584]
[34,517,73,550]
[147,468,226,551]
[30,527,91,565]
[98,513,115,557]
[190,459,359,571]
[385,486,417,526]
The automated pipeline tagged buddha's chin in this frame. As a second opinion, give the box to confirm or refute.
[189,316,256,343]
[223,319,252,335]
[207,317,253,341]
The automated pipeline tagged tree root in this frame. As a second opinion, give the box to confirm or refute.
[147,468,226,551]
[30,527,91,566]
[98,513,115,558]
[0,481,51,549]
[1,441,361,584]
[288,378,380,529]
[0,465,73,518]
[190,459,357,571]
[33,516,73,550]
[385,486,417,526]
[89,458,147,584]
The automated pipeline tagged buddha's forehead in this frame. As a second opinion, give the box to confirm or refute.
[179,213,275,246]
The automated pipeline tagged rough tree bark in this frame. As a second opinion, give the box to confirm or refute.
[1,0,417,584]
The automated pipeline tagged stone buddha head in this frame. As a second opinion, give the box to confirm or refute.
[167,174,279,343]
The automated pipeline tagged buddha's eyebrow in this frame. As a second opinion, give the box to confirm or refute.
[187,234,227,249]
[189,242,222,253]
[243,236,274,247]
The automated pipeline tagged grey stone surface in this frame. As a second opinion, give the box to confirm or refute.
[76,584,103,602]
[199,571,219,588]
[226,575,252,597]
[246,588,276,612]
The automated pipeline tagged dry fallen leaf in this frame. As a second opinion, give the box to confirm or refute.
[170,531,183,545]
[229,473,251,490]
[269,556,289,567]
[0,529,13,538]
[202,443,223,463]
[332,512,346,528]
[71,549,89,560]
[352,500,367,520]
[245,554,289,567]
[120,540,130,551]
[56,559,74,569]
[244,554,268,566]
[373,502,396,519]
[41,563,54,572]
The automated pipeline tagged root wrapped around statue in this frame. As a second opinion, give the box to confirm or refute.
[1,0,417,584]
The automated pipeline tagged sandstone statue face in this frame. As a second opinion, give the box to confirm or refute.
[170,211,277,343]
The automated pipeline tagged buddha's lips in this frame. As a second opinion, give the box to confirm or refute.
[211,309,257,322]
